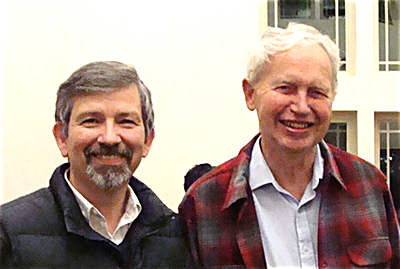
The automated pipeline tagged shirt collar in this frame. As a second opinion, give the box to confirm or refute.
[249,136,324,192]
[63,169,142,229]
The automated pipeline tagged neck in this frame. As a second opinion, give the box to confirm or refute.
[261,142,316,201]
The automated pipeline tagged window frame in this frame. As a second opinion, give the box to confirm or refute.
[258,0,356,75]
[328,111,358,155]
[378,0,400,71]
[375,112,400,186]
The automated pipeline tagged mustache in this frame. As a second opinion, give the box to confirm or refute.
[83,144,133,164]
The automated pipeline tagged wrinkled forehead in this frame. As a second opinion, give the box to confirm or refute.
[264,42,334,88]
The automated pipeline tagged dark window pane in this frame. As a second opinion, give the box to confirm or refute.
[339,0,346,16]
[279,0,313,19]
[380,64,387,71]
[389,64,400,71]
[379,24,386,61]
[322,0,335,18]
[339,131,347,151]
[338,123,347,130]
[380,122,388,130]
[321,0,345,19]
[379,0,386,62]
[389,2,400,62]
[381,132,388,149]
[278,20,289,29]
[389,122,400,130]
[390,148,400,209]
[381,149,388,175]
[390,133,400,149]
[324,132,337,146]
[379,0,387,23]
[389,34,400,61]
[268,0,276,26]
[339,18,346,62]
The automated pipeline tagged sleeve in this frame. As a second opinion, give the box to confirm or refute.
[383,180,400,268]
[0,220,13,268]
[179,194,201,268]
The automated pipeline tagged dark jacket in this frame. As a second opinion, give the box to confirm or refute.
[0,163,190,268]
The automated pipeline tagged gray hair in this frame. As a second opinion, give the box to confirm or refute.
[55,61,154,139]
[246,22,340,98]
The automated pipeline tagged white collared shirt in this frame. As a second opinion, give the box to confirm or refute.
[64,170,142,245]
[249,137,324,269]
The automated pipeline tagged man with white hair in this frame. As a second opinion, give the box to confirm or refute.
[179,23,400,268]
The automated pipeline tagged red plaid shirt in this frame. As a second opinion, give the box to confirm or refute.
[179,134,400,268]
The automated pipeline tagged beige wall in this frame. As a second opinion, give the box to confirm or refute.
[2,1,399,210]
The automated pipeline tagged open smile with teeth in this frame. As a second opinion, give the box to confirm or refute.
[93,154,126,165]
[97,155,121,160]
[281,121,313,129]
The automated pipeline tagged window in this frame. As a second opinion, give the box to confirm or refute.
[324,111,358,154]
[376,113,400,209]
[279,0,314,19]
[379,0,400,71]
[321,0,345,18]
[265,0,347,71]
[324,122,347,151]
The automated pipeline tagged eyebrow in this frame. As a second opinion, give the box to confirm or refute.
[75,111,142,122]
[75,111,103,121]
[116,111,143,122]
[273,76,331,90]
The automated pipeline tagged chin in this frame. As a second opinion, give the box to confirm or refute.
[281,140,318,154]
[86,163,132,189]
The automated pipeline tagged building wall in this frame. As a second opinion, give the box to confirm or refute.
[334,0,400,164]
[1,1,399,210]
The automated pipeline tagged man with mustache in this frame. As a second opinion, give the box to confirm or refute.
[0,61,190,268]
[179,23,400,268]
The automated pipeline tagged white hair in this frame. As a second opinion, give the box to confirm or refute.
[246,23,340,98]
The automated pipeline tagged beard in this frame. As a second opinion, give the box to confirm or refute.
[83,143,134,189]
[86,164,132,189]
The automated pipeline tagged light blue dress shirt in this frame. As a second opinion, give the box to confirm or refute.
[249,137,324,268]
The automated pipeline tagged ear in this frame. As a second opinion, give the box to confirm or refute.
[242,79,256,111]
[53,122,69,158]
[142,129,155,158]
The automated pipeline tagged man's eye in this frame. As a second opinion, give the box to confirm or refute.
[81,118,99,126]
[309,88,329,99]
[119,119,138,127]
[275,85,294,94]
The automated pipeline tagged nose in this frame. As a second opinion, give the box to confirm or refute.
[290,90,311,115]
[97,121,122,145]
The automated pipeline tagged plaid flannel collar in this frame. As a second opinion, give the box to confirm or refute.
[222,134,347,210]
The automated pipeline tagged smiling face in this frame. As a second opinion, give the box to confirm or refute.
[54,85,154,190]
[243,40,333,156]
